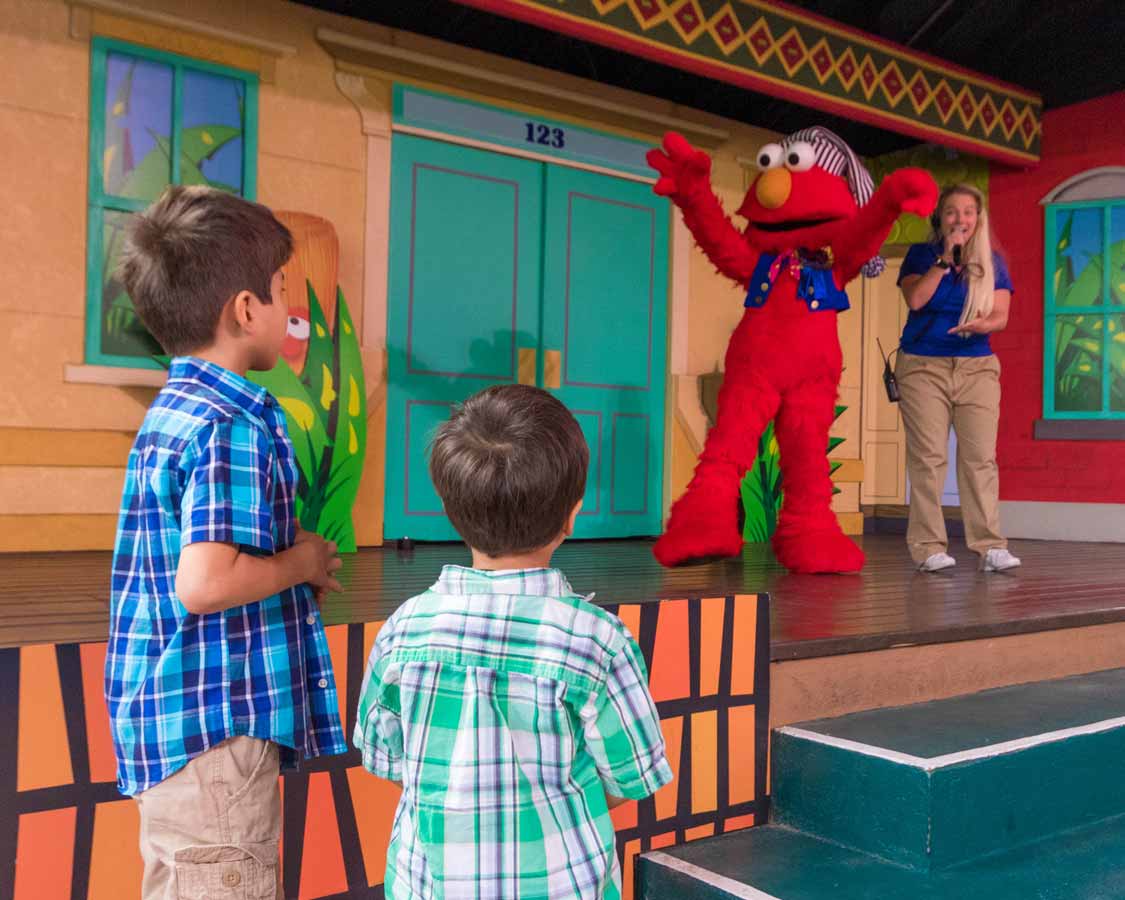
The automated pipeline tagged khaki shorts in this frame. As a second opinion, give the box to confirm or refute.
[135,736,282,899]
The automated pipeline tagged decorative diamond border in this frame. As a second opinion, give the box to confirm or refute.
[449,0,1043,163]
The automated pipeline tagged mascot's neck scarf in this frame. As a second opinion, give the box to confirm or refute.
[768,247,834,281]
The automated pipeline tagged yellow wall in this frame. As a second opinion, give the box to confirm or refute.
[0,0,865,550]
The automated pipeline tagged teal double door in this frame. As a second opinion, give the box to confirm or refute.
[384,133,669,541]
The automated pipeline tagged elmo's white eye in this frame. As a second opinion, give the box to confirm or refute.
[287,315,310,340]
[784,141,816,172]
[755,143,783,170]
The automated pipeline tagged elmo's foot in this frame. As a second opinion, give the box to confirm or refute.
[653,494,743,567]
[654,521,743,567]
[772,529,865,574]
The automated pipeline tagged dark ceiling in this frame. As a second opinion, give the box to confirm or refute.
[298,0,1125,158]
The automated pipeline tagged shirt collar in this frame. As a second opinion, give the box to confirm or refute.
[168,356,272,419]
[433,565,576,598]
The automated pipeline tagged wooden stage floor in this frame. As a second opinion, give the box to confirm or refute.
[3,536,1124,659]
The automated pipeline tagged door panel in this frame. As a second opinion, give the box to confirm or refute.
[542,166,669,538]
[572,409,604,516]
[563,192,656,389]
[385,135,670,543]
[384,135,542,541]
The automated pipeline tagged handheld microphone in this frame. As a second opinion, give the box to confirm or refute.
[952,244,962,267]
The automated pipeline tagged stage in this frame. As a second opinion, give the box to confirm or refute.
[5,536,1125,898]
[6,535,1125,659]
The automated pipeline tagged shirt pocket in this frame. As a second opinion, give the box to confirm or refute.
[500,673,579,793]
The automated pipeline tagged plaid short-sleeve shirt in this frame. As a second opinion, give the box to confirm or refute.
[355,566,673,900]
[106,357,346,796]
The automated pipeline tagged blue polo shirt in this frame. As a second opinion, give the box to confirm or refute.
[897,242,1013,357]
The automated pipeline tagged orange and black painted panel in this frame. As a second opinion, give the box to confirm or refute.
[0,594,768,899]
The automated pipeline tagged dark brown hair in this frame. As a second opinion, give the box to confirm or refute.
[119,185,293,355]
[429,385,589,557]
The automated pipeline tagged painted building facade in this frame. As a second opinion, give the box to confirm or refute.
[2,0,881,555]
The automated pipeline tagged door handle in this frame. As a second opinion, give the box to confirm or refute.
[518,347,537,385]
[544,350,561,389]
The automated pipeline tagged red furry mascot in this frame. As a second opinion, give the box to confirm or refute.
[648,128,937,573]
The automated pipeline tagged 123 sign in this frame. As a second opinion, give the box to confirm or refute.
[525,121,565,149]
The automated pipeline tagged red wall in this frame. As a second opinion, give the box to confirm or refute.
[989,91,1125,503]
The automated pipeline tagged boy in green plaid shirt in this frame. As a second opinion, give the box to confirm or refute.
[355,385,672,899]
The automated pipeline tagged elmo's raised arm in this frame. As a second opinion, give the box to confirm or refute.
[832,167,938,283]
[647,132,759,286]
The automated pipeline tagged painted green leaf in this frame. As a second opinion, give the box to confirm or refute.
[102,213,127,274]
[179,126,240,193]
[1060,253,1103,307]
[103,61,137,196]
[1109,240,1125,306]
[1111,326,1125,411]
[740,404,848,542]
[180,125,240,168]
[317,288,367,551]
[741,421,782,542]
[247,358,329,527]
[177,146,214,189]
[105,290,137,336]
[116,133,173,201]
[1054,212,1075,298]
[115,127,240,200]
[301,281,336,428]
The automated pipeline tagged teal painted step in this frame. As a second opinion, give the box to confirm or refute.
[772,667,1125,871]
[638,813,1125,900]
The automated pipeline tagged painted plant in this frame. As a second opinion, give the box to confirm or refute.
[249,283,367,552]
[699,372,844,542]
[864,144,989,246]
[740,405,846,542]
[1052,209,1125,413]
[251,212,367,552]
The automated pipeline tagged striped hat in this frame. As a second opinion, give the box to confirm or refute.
[782,126,885,277]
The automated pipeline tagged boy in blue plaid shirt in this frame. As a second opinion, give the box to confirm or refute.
[355,385,673,899]
[106,186,348,899]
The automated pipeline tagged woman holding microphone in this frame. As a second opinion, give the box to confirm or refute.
[894,183,1021,573]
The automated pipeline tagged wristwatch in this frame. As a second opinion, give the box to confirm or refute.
[933,257,952,270]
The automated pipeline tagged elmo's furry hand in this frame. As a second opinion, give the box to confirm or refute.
[646,132,712,201]
[876,167,940,219]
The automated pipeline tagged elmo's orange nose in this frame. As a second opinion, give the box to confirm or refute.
[755,168,792,209]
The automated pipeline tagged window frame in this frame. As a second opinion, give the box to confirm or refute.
[1042,198,1125,420]
[85,36,259,368]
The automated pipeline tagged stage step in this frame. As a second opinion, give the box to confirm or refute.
[638,813,1125,900]
[638,667,1125,899]
[771,667,1125,870]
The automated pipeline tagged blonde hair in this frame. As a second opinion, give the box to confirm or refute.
[930,184,995,326]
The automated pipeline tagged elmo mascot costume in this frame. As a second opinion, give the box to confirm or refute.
[648,128,937,573]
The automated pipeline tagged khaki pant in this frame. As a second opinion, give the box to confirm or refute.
[895,352,1007,564]
[135,737,282,899]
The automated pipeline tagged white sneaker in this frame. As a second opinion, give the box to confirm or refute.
[981,548,1021,572]
[919,552,956,572]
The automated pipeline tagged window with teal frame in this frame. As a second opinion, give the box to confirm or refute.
[1044,199,1125,419]
[86,37,258,367]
